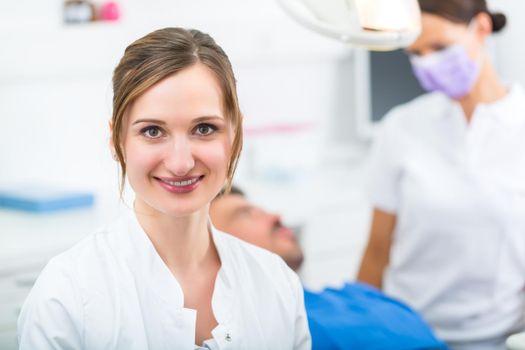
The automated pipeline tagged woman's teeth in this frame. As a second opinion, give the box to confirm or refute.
[160,178,199,186]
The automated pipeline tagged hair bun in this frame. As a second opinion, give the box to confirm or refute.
[490,12,507,33]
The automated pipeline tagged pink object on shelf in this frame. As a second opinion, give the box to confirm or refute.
[100,1,120,21]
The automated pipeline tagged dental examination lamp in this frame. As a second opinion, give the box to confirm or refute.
[277,0,422,51]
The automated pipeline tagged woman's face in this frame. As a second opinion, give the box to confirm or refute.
[122,63,233,217]
[406,13,483,59]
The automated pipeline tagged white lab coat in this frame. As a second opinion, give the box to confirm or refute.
[17,208,311,350]
[368,84,525,346]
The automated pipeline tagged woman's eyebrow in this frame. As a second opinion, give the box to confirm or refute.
[230,205,252,219]
[132,116,224,125]
[132,118,166,125]
[193,115,224,123]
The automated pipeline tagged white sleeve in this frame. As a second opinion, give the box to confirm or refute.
[17,256,84,350]
[287,268,311,350]
[367,110,405,214]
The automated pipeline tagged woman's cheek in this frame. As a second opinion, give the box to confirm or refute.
[196,140,231,173]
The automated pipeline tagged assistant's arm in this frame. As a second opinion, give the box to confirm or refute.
[357,208,396,289]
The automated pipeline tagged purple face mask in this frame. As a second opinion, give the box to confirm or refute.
[410,44,481,99]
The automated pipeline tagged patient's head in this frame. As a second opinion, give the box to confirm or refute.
[210,187,304,271]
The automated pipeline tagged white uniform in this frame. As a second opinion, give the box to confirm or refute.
[17,208,311,350]
[368,84,525,347]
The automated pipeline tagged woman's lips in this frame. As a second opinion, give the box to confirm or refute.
[155,175,204,193]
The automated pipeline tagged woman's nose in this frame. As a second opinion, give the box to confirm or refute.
[164,137,195,176]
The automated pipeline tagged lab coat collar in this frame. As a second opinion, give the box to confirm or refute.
[120,206,235,307]
[118,206,237,345]
[438,83,525,127]
[123,207,185,307]
[445,83,525,127]
[483,83,525,127]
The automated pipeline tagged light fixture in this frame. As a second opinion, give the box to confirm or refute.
[277,0,421,51]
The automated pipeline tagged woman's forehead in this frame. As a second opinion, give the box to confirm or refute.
[126,65,226,125]
[407,13,468,53]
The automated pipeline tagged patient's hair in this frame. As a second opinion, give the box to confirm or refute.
[418,0,506,33]
[214,185,245,201]
[111,27,243,195]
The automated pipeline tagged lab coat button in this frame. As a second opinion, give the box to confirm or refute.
[225,333,232,342]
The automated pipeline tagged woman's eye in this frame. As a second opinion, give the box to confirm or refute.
[195,123,217,136]
[432,44,447,52]
[141,126,163,139]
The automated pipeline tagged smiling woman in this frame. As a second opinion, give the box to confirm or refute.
[122,64,232,217]
[17,27,311,350]
[111,28,243,197]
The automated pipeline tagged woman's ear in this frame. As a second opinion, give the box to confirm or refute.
[108,120,118,161]
[473,12,493,41]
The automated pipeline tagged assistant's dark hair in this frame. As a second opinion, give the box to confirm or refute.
[418,0,506,33]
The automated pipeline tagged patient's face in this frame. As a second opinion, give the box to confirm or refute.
[210,194,304,271]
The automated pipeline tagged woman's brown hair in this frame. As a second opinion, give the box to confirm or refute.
[418,0,507,33]
[111,27,243,195]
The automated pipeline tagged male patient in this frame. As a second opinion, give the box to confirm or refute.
[210,187,448,350]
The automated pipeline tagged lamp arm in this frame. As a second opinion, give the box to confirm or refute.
[276,0,351,41]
